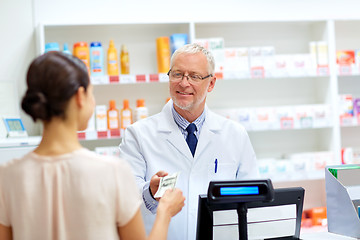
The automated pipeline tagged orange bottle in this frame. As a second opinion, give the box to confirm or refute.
[120,99,132,129]
[107,100,120,130]
[73,42,90,74]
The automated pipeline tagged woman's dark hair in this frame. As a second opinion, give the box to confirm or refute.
[21,51,89,122]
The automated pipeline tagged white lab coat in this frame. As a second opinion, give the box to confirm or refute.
[119,100,259,240]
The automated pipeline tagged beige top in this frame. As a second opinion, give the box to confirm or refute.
[0,148,141,240]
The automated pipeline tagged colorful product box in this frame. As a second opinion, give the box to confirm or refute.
[309,41,329,75]
[237,108,253,130]
[252,107,276,130]
[312,104,332,128]
[354,49,360,73]
[275,106,295,129]
[272,55,290,78]
[353,98,360,116]
[257,158,277,179]
[339,94,355,126]
[249,46,275,78]
[194,38,225,78]
[294,105,314,129]
[289,54,313,77]
[223,47,250,79]
[95,105,108,131]
[317,41,329,66]
[339,94,354,117]
[309,42,318,73]
[170,33,188,54]
[336,50,355,75]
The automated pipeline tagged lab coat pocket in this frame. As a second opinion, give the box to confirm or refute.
[208,161,235,181]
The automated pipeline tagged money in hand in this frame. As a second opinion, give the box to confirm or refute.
[154,172,179,198]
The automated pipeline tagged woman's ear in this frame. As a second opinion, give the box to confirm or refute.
[75,86,86,108]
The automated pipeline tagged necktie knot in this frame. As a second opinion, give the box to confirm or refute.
[186,123,198,157]
[186,123,197,134]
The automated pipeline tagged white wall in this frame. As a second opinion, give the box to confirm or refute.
[3,0,360,136]
[0,0,40,136]
[33,0,360,25]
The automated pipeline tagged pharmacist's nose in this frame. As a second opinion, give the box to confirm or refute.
[179,75,191,87]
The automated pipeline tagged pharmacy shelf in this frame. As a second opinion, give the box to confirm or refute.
[334,20,360,152]
[90,73,169,85]
[33,19,356,168]
[77,130,121,140]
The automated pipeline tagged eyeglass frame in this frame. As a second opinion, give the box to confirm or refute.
[167,69,213,84]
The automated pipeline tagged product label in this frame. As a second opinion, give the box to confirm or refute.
[109,119,119,129]
[109,111,117,118]
[108,110,119,129]
[121,110,132,129]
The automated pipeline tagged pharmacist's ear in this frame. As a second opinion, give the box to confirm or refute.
[207,75,216,93]
[75,86,86,108]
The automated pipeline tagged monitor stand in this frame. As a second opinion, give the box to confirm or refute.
[237,203,248,240]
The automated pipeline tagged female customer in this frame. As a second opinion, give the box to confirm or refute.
[0,51,185,240]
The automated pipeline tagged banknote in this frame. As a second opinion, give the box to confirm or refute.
[154,172,180,198]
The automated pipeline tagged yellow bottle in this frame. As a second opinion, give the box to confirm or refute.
[156,37,170,73]
[120,44,130,74]
[107,40,119,76]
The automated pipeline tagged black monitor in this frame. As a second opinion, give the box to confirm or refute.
[196,186,305,240]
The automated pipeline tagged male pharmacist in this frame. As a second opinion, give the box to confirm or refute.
[119,43,259,240]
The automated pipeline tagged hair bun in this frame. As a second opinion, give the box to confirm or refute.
[21,91,49,121]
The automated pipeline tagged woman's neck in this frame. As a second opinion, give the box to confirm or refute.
[35,118,82,156]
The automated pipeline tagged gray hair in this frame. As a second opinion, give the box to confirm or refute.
[170,43,215,74]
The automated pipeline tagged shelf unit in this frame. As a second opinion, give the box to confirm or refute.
[34,19,360,167]
[335,20,360,153]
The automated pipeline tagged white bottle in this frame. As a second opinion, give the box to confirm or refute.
[134,99,148,122]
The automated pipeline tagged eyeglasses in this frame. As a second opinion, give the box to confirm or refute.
[167,69,212,84]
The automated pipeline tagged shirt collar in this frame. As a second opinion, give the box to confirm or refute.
[171,104,206,131]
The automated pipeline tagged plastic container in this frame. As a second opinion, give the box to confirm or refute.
[45,42,60,53]
[107,100,120,130]
[73,42,90,73]
[90,42,104,76]
[62,43,71,55]
[134,99,148,122]
[107,40,119,76]
[156,37,171,73]
[120,44,130,74]
[170,33,188,54]
[120,99,132,130]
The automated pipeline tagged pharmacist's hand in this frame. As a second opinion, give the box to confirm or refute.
[158,188,185,218]
[150,171,168,200]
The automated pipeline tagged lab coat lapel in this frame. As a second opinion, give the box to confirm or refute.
[194,109,221,158]
[158,100,194,160]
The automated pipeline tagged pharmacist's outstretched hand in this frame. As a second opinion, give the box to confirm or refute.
[150,171,168,199]
[158,188,185,218]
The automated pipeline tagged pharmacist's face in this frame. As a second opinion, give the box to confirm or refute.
[169,53,216,117]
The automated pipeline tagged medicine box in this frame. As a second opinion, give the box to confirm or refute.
[194,38,225,77]
[223,47,250,79]
[95,105,107,131]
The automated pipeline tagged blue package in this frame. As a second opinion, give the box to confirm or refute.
[90,42,104,76]
[170,34,188,54]
[45,42,60,53]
